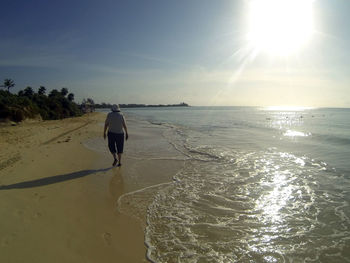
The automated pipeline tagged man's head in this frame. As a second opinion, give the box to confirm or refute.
[111,104,120,112]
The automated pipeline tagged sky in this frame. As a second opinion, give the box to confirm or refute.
[1,0,349,107]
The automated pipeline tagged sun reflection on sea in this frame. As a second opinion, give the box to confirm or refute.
[264,106,314,111]
[284,130,310,137]
[248,156,298,261]
[255,170,293,224]
[261,106,313,138]
[241,149,325,262]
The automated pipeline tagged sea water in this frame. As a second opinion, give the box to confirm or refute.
[120,107,350,263]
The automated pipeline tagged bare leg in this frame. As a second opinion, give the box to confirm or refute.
[112,152,117,166]
[117,153,122,166]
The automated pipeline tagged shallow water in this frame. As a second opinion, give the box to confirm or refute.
[106,107,350,262]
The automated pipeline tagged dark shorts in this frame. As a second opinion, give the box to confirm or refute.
[107,132,124,154]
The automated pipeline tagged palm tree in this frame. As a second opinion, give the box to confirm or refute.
[3,79,15,92]
[49,89,60,97]
[38,86,46,95]
[67,93,75,102]
[60,87,68,96]
[24,86,34,97]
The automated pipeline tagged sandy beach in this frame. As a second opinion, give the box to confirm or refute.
[0,112,183,263]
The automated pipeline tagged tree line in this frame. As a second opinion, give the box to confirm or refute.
[94,102,189,109]
[0,78,82,122]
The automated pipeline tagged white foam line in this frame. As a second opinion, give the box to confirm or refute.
[149,118,191,159]
[117,158,187,212]
[127,156,188,161]
[116,181,172,213]
[168,140,192,158]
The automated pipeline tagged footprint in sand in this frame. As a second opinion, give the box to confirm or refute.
[1,234,16,247]
[33,212,42,218]
[14,209,24,217]
[102,232,112,246]
[1,237,10,246]
[34,193,45,201]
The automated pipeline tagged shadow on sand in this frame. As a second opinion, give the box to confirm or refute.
[0,167,112,190]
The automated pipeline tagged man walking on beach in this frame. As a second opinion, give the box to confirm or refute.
[104,104,129,166]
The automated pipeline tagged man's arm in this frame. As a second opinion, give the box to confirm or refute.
[122,117,129,140]
[104,118,109,140]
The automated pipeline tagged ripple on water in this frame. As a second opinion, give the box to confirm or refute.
[145,150,350,263]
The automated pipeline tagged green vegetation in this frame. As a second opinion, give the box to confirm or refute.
[95,102,189,109]
[1,79,15,92]
[0,79,82,122]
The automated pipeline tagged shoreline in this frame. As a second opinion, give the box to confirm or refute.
[0,112,183,262]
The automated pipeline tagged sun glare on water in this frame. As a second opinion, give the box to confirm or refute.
[264,106,314,111]
[247,0,314,57]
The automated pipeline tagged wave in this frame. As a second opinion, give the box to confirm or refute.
[145,149,350,262]
[120,109,350,262]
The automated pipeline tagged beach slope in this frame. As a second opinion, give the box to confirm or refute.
[0,113,147,263]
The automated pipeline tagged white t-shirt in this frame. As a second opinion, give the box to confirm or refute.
[106,111,125,134]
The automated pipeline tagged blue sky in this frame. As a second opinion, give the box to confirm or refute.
[1,0,349,107]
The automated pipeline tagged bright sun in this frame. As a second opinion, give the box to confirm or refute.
[247,0,314,56]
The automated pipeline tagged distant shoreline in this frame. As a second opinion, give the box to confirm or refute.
[95,102,190,109]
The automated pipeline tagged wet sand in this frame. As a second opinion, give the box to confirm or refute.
[0,112,183,262]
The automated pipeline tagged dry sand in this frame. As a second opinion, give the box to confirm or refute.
[0,112,183,263]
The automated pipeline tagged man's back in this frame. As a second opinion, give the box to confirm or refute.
[106,111,124,134]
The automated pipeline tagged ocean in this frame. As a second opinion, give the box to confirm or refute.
[109,106,350,262]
